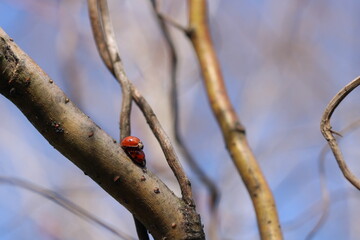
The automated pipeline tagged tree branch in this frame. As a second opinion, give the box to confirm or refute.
[320,76,360,190]
[0,28,204,240]
[0,176,135,240]
[87,0,194,207]
[92,0,146,238]
[149,0,219,209]
[97,0,132,140]
[187,1,283,239]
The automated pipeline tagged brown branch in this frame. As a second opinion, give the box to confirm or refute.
[320,76,360,190]
[150,0,219,209]
[87,0,194,206]
[187,1,283,239]
[97,0,132,140]
[0,28,204,240]
[152,7,189,33]
[91,0,145,238]
[307,119,360,239]
[88,0,112,71]
[0,176,135,240]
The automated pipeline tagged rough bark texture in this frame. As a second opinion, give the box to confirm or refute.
[0,28,204,240]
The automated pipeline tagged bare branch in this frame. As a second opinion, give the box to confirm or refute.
[187,1,283,239]
[89,0,145,238]
[0,28,204,239]
[150,0,219,208]
[0,176,135,240]
[151,1,190,34]
[308,118,360,239]
[320,76,360,190]
[87,0,194,206]
[97,0,132,139]
[88,0,113,72]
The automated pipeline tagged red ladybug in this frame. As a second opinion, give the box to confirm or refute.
[125,149,146,167]
[120,136,144,149]
[120,136,146,167]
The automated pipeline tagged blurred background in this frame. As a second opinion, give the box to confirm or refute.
[1,0,360,239]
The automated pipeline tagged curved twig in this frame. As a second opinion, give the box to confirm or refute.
[307,119,360,239]
[320,76,360,189]
[87,0,193,206]
[0,176,135,240]
[97,0,132,140]
[187,1,282,239]
[89,1,145,238]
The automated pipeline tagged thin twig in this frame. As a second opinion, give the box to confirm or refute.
[97,0,132,140]
[90,1,145,239]
[305,143,330,240]
[131,87,194,205]
[153,9,190,34]
[88,0,112,71]
[320,76,360,189]
[149,0,219,208]
[0,176,135,240]
[187,1,282,239]
[87,0,193,205]
[307,119,360,239]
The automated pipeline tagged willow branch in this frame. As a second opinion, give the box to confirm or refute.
[87,0,194,206]
[187,1,282,239]
[0,28,204,240]
[320,76,360,190]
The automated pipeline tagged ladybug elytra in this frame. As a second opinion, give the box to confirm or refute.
[120,136,146,167]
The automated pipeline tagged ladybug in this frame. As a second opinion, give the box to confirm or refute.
[120,136,146,167]
[125,149,146,167]
[120,136,144,149]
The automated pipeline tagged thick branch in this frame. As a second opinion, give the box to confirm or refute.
[0,28,204,240]
[187,1,283,239]
[320,76,360,190]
